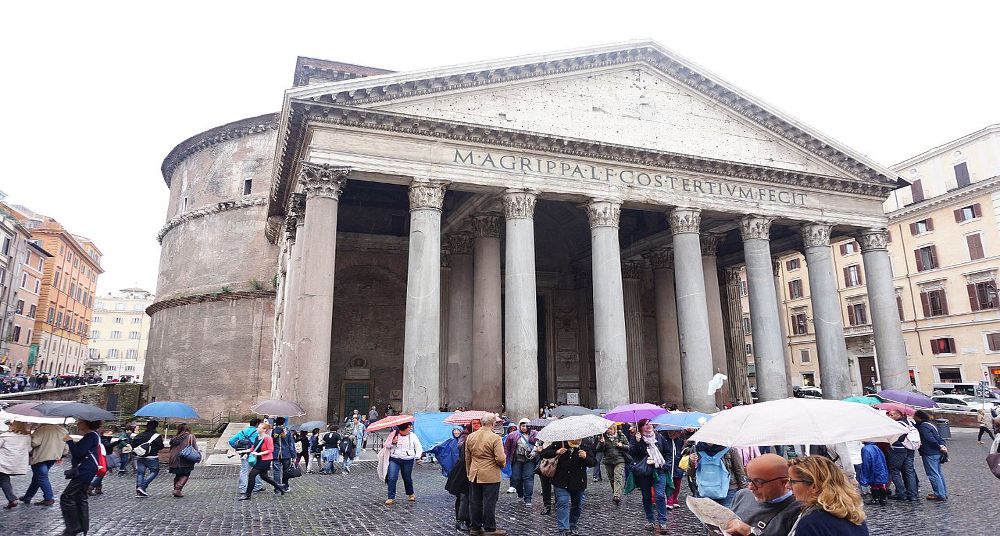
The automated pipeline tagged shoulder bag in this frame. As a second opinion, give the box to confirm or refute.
[538,452,562,478]
[246,438,265,467]
[179,436,202,463]
[133,433,160,457]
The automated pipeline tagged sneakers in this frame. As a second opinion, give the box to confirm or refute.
[524,501,532,507]
[542,504,552,515]
[344,466,351,474]
[613,497,621,506]
[407,494,416,502]
[384,498,395,505]
[506,486,516,493]
[927,495,947,501]
[135,488,149,498]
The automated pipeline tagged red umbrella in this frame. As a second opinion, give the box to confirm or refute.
[444,410,496,425]
[875,402,916,416]
[366,414,415,432]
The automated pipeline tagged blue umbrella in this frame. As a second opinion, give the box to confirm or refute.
[292,420,326,431]
[652,411,713,430]
[134,401,200,419]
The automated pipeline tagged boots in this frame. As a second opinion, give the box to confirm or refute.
[173,476,189,497]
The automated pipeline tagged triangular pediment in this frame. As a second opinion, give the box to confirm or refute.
[284,41,898,188]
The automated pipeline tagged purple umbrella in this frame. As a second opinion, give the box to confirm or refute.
[877,390,936,408]
[603,403,667,424]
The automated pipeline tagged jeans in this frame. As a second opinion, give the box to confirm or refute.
[469,481,500,530]
[273,458,292,486]
[322,448,340,473]
[510,459,535,503]
[979,426,995,441]
[239,455,264,493]
[554,486,584,530]
[386,458,414,499]
[921,454,948,499]
[888,448,918,499]
[118,452,132,474]
[23,460,56,501]
[343,455,353,471]
[636,473,667,524]
[593,450,603,479]
[0,474,15,502]
[135,458,160,491]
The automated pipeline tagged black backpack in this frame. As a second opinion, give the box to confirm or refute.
[339,437,352,455]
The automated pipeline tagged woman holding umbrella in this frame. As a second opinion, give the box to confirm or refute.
[60,419,102,536]
[628,418,673,534]
[540,436,597,536]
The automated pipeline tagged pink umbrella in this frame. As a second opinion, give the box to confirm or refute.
[875,402,916,416]
[603,403,667,424]
[444,410,496,425]
[366,414,415,432]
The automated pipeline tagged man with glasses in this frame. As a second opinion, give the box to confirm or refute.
[725,454,801,536]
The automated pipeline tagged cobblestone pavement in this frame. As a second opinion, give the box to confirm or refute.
[1,428,994,535]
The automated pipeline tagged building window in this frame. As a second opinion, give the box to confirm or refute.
[113,317,123,324]
[968,280,998,311]
[741,316,751,335]
[786,258,800,271]
[936,366,962,383]
[126,349,138,359]
[0,236,9,255]
[181,196,189,212]
[954,162,971,188]
[920,289,948,317]
[131,317,142,324]
[788,279,804,299]
[107,349,119,358]
[242,178,253,196]
[91,330,100,339]
[930,337,956,355]
[14,300,24,315]
[110,331,121,340]
[11,326,20,343]
[909,219,933,235]
[128,331,140,340]
[21,273,28,289]
[985,332,1000,353]
[28,304,36,318]
[745,343,753,356]
[93,316,102,323]
[843,265,863,287]
[914,246,938,272]
[800,349,810,363]
[115,303,125,311]
[967,233,985,260]
[33,279,40,293]
[839,241,858,255]
[739,280,747,297]
[802,372,816,386]
[47,308,55,324]
[847,303,868,326]
[954,203,982,223]
[910,179,924,203]
[791,312,809,335]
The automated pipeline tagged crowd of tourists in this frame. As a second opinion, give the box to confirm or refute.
[0,373,114,394]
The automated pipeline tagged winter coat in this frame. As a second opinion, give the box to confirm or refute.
[857,443,889,487]
[445,437,470,496]
[628,432,674,482]
[29,424,68,465]
[597,431,630,465]
[168,432,198,470]
[916,421,945,457]
[465,428,506,484]
[541,441,597,491]
[272,425,296,459]
[0,432,32,475]
[503,429,538,463]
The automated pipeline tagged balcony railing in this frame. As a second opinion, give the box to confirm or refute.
[843,324,874,337]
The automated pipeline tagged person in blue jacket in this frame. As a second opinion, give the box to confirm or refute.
[857,442,889,505]
[60,419,102,536]
[913,410,948,501]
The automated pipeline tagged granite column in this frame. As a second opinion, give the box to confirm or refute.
[701,233,730,404]
[446,232,474,408]
[622,260,646,403]
[801,223,852,399]
[858,229,910,391]
[741,215,790,402]
[645,247,682,405]
[471,212,504,411]
[502,190,539,419]
[587,200,629,409]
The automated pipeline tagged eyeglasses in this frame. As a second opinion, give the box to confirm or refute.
[747,476,788,488]
[787,478,813,486]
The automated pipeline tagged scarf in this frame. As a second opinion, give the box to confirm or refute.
[642,432,667,468]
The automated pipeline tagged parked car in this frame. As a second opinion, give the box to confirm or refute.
[931,394,995,413]
[793,386,823,399]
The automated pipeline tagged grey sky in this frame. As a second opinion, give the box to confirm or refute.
[2,1,997,295]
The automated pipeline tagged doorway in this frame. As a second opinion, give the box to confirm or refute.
[857,356,878,392]
[342,381,372,420]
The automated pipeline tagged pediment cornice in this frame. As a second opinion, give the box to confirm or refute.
[287,41,899,188]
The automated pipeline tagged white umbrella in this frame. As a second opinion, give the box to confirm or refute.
[0,410,76,425]
[537,414,616,442]
[688,398,908,447]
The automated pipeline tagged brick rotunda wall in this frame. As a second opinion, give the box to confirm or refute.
[145,115,280,420]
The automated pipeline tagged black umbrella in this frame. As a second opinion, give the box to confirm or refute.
[34,402,116,421]
[549,405,595,418]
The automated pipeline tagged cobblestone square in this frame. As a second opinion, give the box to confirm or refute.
[0,429,994,535]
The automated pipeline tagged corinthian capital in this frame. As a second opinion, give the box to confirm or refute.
[408,180,447,211]
[856,228,889,252]
[643,247,673,270]
[501,189,537,220]
[586,200,621,228]
[472,212,503,238]
[700,233,724,256]
[668,208,701,235]
[800,223,832,248]
[740,215,774,241]
[622,260,645,280]
[724,266,744,284]
[448,232,474,255]
[300,162,349,200]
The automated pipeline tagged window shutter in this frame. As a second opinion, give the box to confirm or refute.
[954,163,971,187]
[968,283,980,311]
[967,234,985,260]
[896,295,905,321]
[887,230,892,243]
[788,281,794,299]
[911,179,924,203]
[857,266,864,286]
[925,218,934,231]
[954,208,963,222]
[840,243,848,255]
[920,292,931,317]
[930,339,941,355]
[940,291,949,315]
[910,222,918,235]
[843,267,850,287]
[929,245,938,269]
[914,249,924,271]
[973,203,982,218]
[847,305,856,326]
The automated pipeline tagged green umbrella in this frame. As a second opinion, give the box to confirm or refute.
[843,396,880,405]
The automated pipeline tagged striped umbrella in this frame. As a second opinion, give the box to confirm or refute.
[444,410,496,425]
[366,414,415,432]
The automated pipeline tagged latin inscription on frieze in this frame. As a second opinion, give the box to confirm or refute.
[453,149,806,206]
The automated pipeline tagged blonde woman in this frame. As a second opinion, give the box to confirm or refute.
[786,456,869,536]
[0,421,32,509]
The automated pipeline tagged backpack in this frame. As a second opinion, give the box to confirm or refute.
[95,442,108,477]
[133,433,160,457]
[339,437,352,456]
[695,447,732,499]
[902,423,921,450]
[229,428,255,451]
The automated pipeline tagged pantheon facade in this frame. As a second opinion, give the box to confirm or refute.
[146,42,909,422]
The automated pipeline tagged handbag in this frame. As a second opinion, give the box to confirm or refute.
[286,465,303,479]
[939,449,949,464]
[630,456,654,479]
[132,433,160,457]
[246,438,264,467]
[180,443,202,463]
[538,452,561,478]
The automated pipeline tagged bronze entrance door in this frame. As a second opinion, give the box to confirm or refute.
[857,356,878,393]
[342,382,371,420]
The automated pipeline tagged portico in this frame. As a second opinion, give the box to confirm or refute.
[267,42,904,420]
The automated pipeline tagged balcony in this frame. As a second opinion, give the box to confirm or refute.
[843,324,873,338]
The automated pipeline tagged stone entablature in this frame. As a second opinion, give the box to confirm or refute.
[156,195,268,243]
[161,113,279,186]
[146,288,276,316]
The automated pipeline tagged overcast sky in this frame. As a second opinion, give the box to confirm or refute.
[2,2,997,295]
